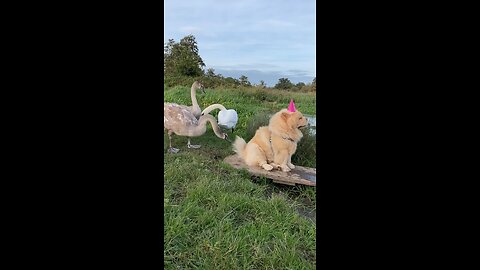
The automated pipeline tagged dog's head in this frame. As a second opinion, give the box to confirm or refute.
[269,109,309,137]
[280,110,308,130]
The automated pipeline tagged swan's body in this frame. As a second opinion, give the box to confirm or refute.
[174,81,205,119]
[164,102,228,153]
[201,104,238,132]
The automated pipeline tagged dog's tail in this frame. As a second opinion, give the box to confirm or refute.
[232,135,247,160]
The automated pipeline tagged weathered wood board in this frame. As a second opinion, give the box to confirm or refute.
[224,155,316,186]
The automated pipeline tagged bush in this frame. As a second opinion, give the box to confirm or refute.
[246,112,271,139]
[291,129,316,168]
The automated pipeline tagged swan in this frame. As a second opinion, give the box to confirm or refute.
[188,81,205,118]
[201,104,238,132]
[173,81,205,119]
[164,102,230,153]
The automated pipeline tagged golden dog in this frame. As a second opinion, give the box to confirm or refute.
[233,108,308,172]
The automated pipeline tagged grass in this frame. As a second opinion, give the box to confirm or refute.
[164,85,316,269]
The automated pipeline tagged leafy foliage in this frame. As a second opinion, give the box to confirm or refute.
[274,78,294,89]
[296,82,306,88]
[239,75,251,87]
[164,35,205,82]
[259,80,266,88]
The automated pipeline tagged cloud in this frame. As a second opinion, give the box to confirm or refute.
[179,26,201,34]
[164,0,316,82]
[260,19,296,28]
[286,69,310,76]
[213,63,280,70]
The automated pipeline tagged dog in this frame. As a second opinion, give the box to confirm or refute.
[233,108,308,172]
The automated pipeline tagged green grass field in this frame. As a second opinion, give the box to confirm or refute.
[164,85,317,269]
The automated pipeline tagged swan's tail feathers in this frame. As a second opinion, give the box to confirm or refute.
[232,135,247,159]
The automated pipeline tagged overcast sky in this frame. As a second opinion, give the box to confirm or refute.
[164,0,316,87]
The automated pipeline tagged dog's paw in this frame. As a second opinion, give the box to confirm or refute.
[287,163,295,169]
[269,163,280,169]
[262,164,273,171]
[281,165,291,172]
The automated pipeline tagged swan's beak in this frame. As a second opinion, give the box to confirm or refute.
[201,88,206,94]
[224,134,231,143]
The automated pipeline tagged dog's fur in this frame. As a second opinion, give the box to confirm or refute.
[233,109,308,172]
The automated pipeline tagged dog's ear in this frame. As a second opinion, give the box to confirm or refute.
[281,111,289,122]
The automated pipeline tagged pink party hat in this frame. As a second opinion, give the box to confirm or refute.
[287,99,296,112]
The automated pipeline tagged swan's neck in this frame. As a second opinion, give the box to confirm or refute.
[199,114,224,139]
[201,104,226,115]
[191,86,199,108]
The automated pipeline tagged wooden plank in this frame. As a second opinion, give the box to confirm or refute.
[272,180,296,186]
[223,155,316,186]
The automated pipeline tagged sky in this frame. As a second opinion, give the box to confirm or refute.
[164,0,316,87]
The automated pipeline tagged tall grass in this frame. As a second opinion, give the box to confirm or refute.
[165,85,316,114]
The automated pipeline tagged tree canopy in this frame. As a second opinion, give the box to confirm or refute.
[274,78,294,89]
[164,35,205,78]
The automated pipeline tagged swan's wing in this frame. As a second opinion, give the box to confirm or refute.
[165,103,190,112]
[164,103,198,130]
[230,110,238,121]
[218,109,238,127]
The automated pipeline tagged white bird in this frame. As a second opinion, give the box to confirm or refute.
[164,102,230,153]
[201,104,239,132]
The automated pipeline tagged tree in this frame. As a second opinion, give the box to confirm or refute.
[206,68,216,77]
[259,80,266,88]
[239,75,251,86]
[225,77,240,87]
[296,82,306,88]
[164,35,205,78]
[274,78,294,89]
